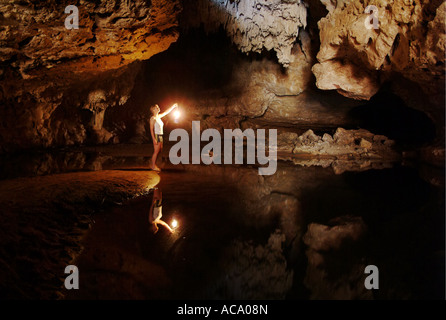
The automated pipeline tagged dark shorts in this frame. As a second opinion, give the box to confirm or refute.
[155,134,163,143]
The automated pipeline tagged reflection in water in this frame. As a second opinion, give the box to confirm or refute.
[12,156,437,300]
[207,230,294,299]
[153,169,297,300]
[0,142,443,299]
[149,187,174,234]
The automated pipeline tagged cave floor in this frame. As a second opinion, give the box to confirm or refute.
[0,144,444,299]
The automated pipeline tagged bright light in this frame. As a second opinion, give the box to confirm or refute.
[173,110,180,119]
[171,219,178,228]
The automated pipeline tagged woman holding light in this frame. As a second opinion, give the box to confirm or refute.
[149,103,178,171]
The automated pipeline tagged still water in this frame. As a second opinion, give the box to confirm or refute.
[66,160,445,300]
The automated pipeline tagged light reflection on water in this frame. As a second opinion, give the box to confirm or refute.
[67,161,445,300]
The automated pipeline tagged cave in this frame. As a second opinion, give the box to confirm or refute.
[0,0,445,303]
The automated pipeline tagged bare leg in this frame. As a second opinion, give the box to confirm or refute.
[155,142,163,170]
[159,143,164,164]
[151,143,161,170]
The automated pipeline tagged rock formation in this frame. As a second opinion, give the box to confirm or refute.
[0,0,180,76]
[181,0,307,67]
[210,230,294,299]
[0,0,444,162]
[278,127,398,158]
[0,0,181,152]
[313,0,445,102]
[303,215,373,299]
[0,0,444,301]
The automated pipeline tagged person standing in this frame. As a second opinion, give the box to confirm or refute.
[149,103,177,171]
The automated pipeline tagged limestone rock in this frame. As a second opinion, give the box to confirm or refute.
[303,216,367,252]
[312,60,380,100]
[359,138,372,150]
[312,0,445,103]
[303,215,372,299]
[277,131,299,153]
[333,128,355,145]
[211,230,293,299]
[170,37,361,140]
[0,0,181,78]
[322,133,333,143]
[301,129,321,144]
[0,0,181,152]
[181,0,307,66]
[289,127,399,160]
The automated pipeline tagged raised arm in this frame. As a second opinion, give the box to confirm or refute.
[159,103,178,118]
[157,220,174,233]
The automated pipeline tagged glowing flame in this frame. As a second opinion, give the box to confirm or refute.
[171,219,178,228]
[173,110,180,119]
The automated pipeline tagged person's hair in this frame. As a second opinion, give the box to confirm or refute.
[150,104,159,115]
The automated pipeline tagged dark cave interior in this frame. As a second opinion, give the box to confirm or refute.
[0,0,444,301]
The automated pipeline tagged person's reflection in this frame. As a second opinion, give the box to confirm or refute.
[149,187,174,234]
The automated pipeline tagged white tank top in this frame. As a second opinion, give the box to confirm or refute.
[154,116,163,135]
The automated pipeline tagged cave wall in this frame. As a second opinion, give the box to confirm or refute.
[312,0,445,144]
[107,0,366,143]
[0,0,444,164]
[111,0,440,150]
[0,60,145,151]
[181,0,308,67]
[0,0,181,153]
[313,0,445,99]
[114,27,365,142]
